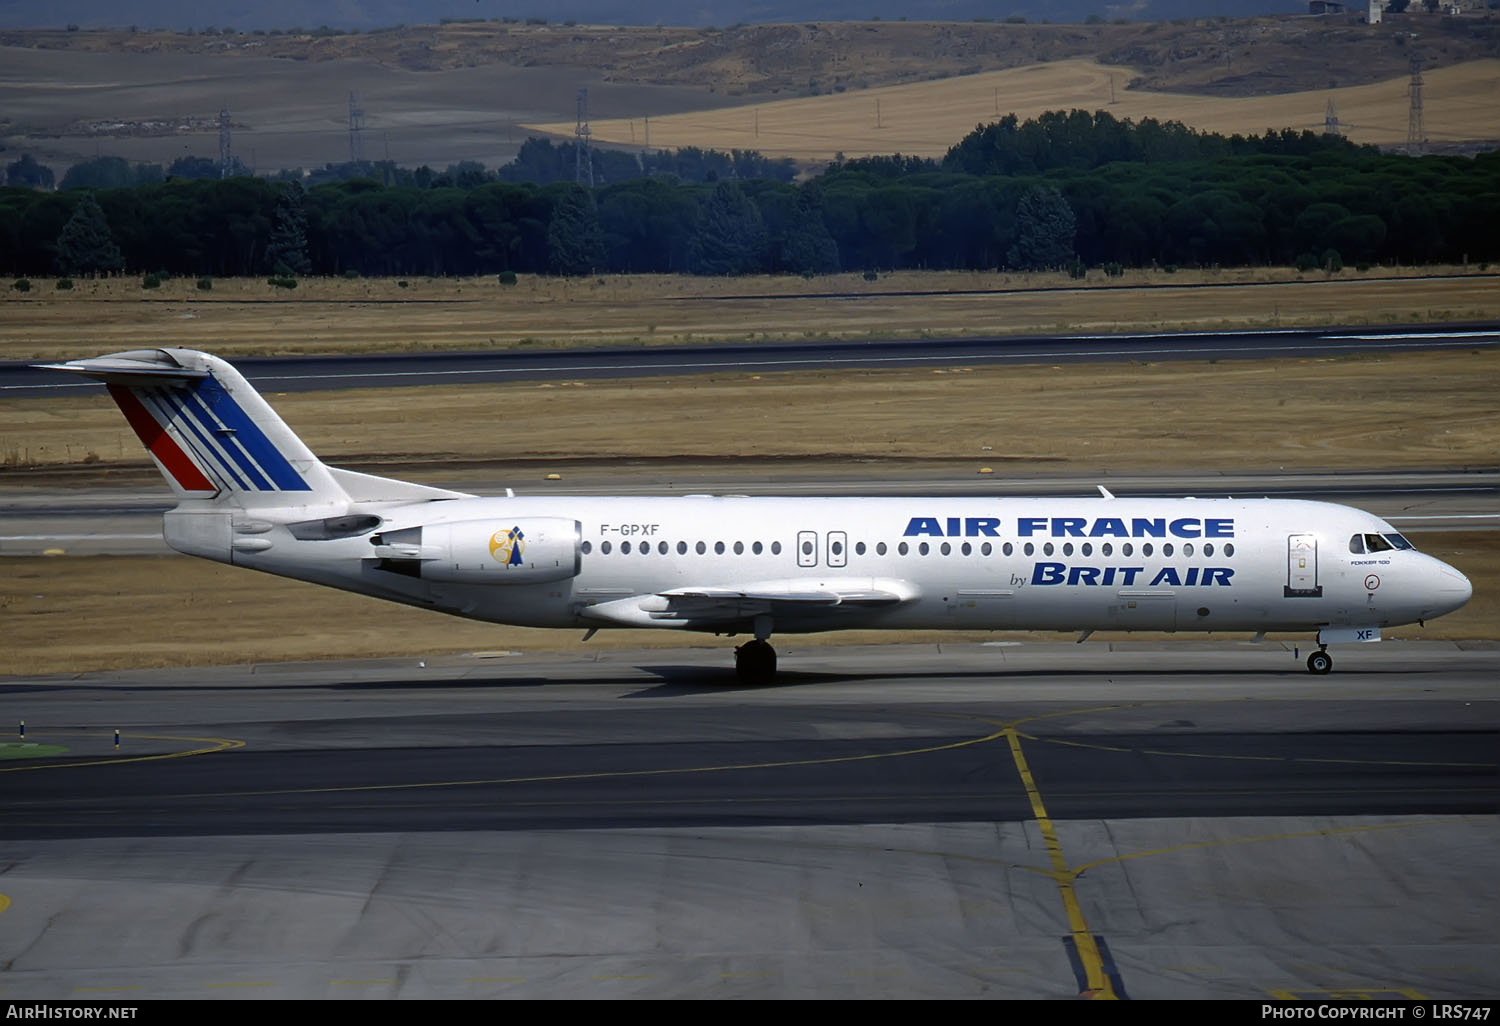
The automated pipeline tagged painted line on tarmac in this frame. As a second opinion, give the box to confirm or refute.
[1002,723,1120,1001]
[7,337,1496,392]
[0,732,245,773]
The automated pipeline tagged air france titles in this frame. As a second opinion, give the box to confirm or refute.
[902,515,1237,588]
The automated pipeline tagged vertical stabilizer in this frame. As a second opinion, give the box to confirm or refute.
[39,348,346,509]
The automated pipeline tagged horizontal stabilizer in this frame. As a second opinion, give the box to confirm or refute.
[38,350,209,385]
[328,466,475,504]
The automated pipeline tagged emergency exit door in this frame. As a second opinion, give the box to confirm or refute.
[797,530,818,567]
[1284,533,1322,597]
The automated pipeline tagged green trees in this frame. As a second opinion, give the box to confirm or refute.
[0,114,1494,279]
[167,155,223,180]
[6,155,54,190]
[1007,185,1076,270]
[596,178,699,272]
[772,184,840,276]
[53,192,124,277]
[264,182,312,275]
[687,181,766,275]
[546,185,606,276]
[59,156,164,191]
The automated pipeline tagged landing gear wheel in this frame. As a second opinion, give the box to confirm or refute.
[735,639,778,684]
[1306,650,1333,675]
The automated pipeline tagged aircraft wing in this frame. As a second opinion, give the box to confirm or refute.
[580,578,915,628]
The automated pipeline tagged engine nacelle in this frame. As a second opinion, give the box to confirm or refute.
[371,518,582,584]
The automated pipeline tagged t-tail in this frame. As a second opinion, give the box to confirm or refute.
[41,348,471,562]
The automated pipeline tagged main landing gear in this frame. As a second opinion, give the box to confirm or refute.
[734,614,777,684]
[735,639,777,684]
[1306,647,1333,675]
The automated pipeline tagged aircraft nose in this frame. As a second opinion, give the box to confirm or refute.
[1428,562,1472,618]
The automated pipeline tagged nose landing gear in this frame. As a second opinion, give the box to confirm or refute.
[1306,647,1333,675]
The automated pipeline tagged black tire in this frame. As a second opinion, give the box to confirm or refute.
[735,640,778,684]
[1306,650,1333,675]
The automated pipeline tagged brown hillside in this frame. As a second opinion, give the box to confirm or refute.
[3,15,1497,100]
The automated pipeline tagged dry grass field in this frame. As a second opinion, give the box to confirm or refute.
[529,58,1500,161]
[2,269,1496,364]
[6,346,1499,477]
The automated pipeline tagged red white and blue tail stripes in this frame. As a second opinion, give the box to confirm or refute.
[107,375,312,495]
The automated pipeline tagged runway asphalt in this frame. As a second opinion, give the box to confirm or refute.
[1,641,1495,999]
[4,322,1498,396]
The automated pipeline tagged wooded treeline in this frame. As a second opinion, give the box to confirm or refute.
[3,111,1497,278]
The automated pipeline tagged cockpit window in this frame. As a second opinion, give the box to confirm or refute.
[1349,534,1365,554]
[1383,533,1415,551]
[1363,533,1395,553]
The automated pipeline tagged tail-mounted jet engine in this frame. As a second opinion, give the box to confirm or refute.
[370,519,582,584]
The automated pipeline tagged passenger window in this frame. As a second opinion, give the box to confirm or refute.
[1203,543,1214,557]
[602,541,613,554]
[622,541,632,554]
[1184,543,1194,556]
[734,541,744,555]
[981,542,992,556]
[1143,543,1153,557]
[1082,543,1092,556]
[716,541,726,554]
[919,542,930,556]
[1163,543,1174,556]
[831,540,843,556]
[1224,543,1235,557]
[877,542,888,555]
[1004,542,1014,556]
[1123,542,1133,557]
[940,542,951,556]
[754,541,764,555]
[855,542,866,555]
[771,541,782,555]
[1062,542,1073,556]
[696,541,706,555]
[961,542,972,556]
[1023,543,1033,556]
[1102,543,1112,556]
[582,540,593,554]
[1043,542,1054,556]
[678,541,688,554]
[899,542,909,555]
[800,540,812,556]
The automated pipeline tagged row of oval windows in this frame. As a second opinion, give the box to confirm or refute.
[581,539,1237,558]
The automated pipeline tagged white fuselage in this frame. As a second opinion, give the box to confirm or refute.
[206,494,1472,638]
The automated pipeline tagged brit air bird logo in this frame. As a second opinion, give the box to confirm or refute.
[489,526,526,567]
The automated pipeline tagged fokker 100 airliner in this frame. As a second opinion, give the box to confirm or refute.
[46,348,1472,681]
